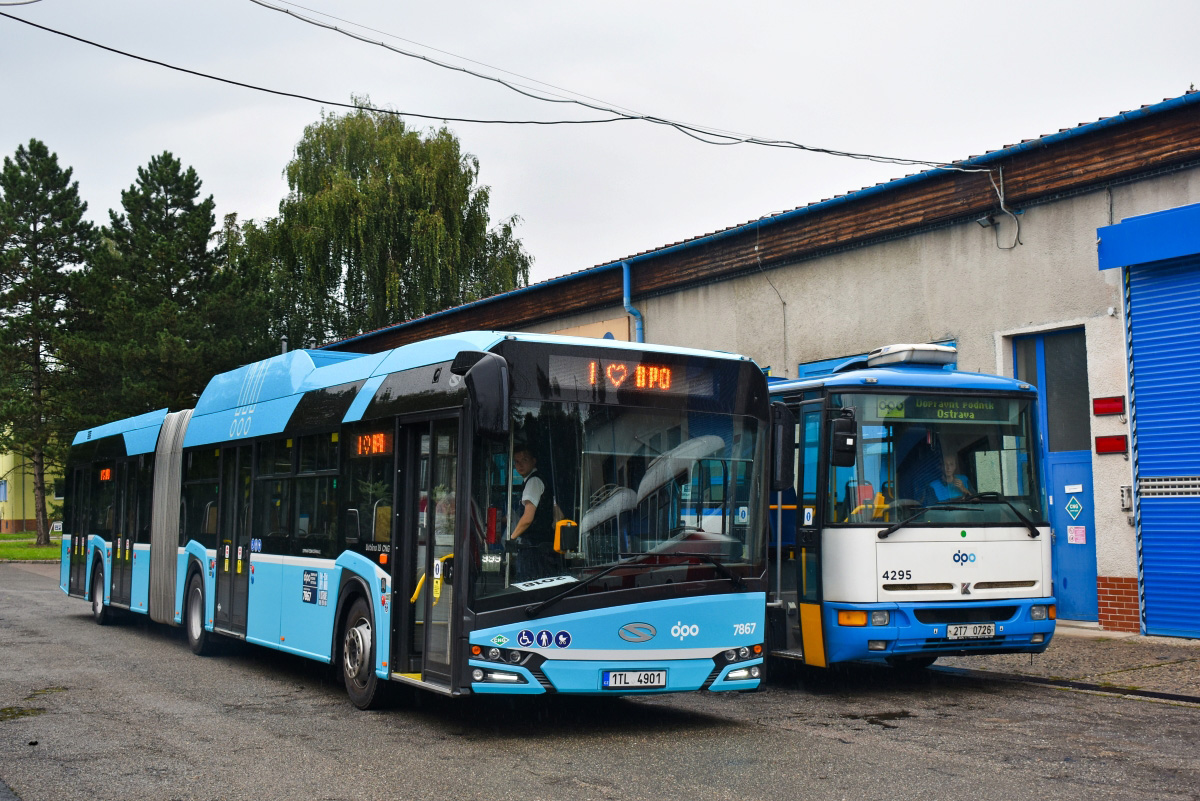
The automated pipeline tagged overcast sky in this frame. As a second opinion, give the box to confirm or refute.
[3,0,1199,285]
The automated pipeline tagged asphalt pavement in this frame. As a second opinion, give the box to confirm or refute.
[936,619,1200,700]
[6,560,1199,698]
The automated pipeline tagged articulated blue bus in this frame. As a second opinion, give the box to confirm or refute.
[61,331,784,706]
[765,344,1056,670]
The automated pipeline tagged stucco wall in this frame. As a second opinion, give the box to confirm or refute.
[526,164,1200,587]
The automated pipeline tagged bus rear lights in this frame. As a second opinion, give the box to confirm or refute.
[870,611,890,626]
[727,666,761,681]
[838,610,868,627]
[867,640,888,651]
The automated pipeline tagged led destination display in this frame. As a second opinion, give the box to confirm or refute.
[870,394,1017,424]
[547,355,715,399]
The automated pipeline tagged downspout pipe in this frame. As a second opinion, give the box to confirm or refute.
[622,261,645,343]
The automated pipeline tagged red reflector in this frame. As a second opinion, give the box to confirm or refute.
[1095,435,1128,454]
[1092,396,1125,416]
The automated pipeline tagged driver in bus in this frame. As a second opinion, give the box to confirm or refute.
[927,452,971,502]
[508,445,562,581]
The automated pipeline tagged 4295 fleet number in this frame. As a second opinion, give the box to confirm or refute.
[881,569,912,581]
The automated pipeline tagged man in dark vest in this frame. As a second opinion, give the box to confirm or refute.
[509,445,560,581]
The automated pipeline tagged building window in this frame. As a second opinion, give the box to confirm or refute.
[0,479,7,502]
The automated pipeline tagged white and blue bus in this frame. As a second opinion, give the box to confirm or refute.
[765,344,1056,670]
[61,332,786,706]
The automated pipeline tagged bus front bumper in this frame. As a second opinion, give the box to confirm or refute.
[823,598,1057,665]
[467,656,763,695]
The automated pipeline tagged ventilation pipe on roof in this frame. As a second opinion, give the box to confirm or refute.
[621,261,645,343]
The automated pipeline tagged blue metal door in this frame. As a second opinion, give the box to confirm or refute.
[1045,457,1098,620]
[1127,257,1200,637]
[1015,330,1098,620]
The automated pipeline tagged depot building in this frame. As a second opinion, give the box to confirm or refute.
[329,91,1200,640]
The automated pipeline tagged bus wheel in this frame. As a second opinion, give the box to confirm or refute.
[186,573,213,656]
[90,564,110,626]
[342,597,385,710]
[886,655,937,671]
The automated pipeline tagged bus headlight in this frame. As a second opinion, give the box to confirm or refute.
[724,649,738,662]
[727,666,761,681]
[487,647,502,660]
[472,668,485,682]
[870,611,890,626]
[1030,605,1047,621]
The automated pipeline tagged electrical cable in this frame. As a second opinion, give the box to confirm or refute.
[258,0,645,118]
[0,11,629,127]
[247,0,966,168]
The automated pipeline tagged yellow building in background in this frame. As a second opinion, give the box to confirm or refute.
[0,451,61,534]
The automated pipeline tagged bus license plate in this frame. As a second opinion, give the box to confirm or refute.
[947,623,995,640]
[603,670,667,689]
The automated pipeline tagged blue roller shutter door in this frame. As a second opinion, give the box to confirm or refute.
[1128,256,1200,638]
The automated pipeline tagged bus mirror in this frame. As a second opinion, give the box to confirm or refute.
[554,520,580,553]
[455,351,511,437]
[770,402,796,492]
[344,509,360,545]
[442,556,454,586]
[830,410,858,468]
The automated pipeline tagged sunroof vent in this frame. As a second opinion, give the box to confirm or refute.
[866,343,958,367]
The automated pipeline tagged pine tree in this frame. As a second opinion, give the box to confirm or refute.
[0,139,96,546]
[63,152,271,424]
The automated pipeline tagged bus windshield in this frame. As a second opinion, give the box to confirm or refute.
[828,392,1045,527]
[470,400,765,612]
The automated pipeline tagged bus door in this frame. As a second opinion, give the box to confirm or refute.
[68,466,90,596]
[214,445,252,634]
[110,460,136,607]
[786,402,827,666]
[394,417,460,687]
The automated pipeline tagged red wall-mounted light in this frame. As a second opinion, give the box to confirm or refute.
[1092,396,1126,416]
[1095,435,1128,454]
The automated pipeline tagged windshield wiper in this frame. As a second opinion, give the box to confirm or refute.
[524,557,660,617]
[958,492,1042,538]
[877,503,971,539]
[662,551,747,590]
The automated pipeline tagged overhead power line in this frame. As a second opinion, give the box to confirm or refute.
[0,12,629,127]
[248,0,956,168]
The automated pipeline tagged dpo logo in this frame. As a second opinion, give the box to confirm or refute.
[953,550,977,564]
[671,621,700,641]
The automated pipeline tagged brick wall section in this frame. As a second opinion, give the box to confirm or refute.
[1097,576,1141,633]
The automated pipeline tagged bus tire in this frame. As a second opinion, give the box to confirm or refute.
[886,655,937,671]
[90,563,110,626]
[186,572,213,656]
[342,597,385,710]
